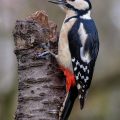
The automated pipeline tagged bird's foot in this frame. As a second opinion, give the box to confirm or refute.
[35,50,57,59]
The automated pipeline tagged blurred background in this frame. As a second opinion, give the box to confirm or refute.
[0,0,120,120]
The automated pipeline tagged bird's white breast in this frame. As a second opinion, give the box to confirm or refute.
[57,11,77,71]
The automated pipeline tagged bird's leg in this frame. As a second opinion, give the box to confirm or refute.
[36,51,51,59]
[36,50,57,59]
[48,50,57,58]
[34,42,57,59]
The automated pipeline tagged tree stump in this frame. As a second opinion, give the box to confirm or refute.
[13,11,66,120]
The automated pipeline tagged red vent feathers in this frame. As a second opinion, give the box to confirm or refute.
[60,66,76,92]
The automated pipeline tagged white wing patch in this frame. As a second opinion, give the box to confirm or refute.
[84,76,89,83]
[72,57,90,83]
[72,57,90,107]
[74,67,77,71]
[76,76,79,80]
[80,47,91,63]
[80,64,88,72]
[72,58,76,62]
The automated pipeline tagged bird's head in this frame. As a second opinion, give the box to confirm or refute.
[48,0,92,14]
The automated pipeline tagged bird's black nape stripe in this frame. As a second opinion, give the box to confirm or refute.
[64,2,92,23]
[84,0,92,10]
[64,15,79,23]
[64,11,90,23]
[65,3,92,16]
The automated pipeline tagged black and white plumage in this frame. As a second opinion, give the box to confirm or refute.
[48,0,99,120]
[69,17,99,109]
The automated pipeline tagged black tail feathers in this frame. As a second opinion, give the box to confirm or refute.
[59,86,78,120]
[80,96,85,110]
[79,90,87,110]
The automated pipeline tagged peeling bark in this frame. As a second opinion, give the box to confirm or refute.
[13,11,65,120]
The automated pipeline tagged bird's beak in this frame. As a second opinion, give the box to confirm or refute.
[48,0,65,5]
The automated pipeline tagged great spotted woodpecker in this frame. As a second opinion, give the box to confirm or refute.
[44,0,99,119]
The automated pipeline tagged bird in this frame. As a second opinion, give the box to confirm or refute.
[42,0,99,120]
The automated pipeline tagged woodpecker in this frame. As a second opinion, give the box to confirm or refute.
[46,0,99,119]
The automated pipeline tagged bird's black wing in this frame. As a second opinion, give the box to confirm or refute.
[68,19,99,109]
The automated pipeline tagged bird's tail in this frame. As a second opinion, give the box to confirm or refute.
[59,86,78,120]
[79,90,88,110]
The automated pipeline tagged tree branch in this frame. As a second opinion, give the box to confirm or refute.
[13,11,65,120]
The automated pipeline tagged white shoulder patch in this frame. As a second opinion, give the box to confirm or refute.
[78,23,88,46]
